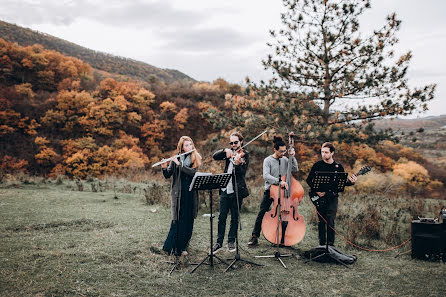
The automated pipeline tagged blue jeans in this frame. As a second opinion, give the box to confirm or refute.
[217,191,243,245]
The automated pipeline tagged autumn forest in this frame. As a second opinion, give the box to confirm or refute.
[0,8,445,199]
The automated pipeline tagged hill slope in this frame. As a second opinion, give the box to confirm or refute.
[373,114,446,131]
[0,20,195,84]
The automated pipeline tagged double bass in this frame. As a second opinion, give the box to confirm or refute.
[261,133,306,246]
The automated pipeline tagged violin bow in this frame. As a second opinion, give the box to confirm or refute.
[240,130,268,149]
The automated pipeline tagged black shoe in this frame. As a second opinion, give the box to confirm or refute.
[212,243,222,254]
[228,242,236,252]
[247,235,258,247]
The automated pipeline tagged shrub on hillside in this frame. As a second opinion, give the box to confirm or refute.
[144,183,170,206]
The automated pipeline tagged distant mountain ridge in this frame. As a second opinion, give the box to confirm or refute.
[373,114,446,130]
[0,20,195,84]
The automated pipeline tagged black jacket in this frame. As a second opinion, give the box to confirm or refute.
[162,160,199,220]
[212,149,250,199]
[306,160,353,198]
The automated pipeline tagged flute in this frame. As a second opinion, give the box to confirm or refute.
[151,149,196,167]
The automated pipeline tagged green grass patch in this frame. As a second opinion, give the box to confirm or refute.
[0,182,445,297]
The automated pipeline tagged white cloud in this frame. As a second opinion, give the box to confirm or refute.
[1,0,444,116]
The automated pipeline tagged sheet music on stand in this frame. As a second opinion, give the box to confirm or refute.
[189,172,231,191]
[311,171,348,193]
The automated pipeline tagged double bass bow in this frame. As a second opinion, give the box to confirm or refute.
[261,132,306,246]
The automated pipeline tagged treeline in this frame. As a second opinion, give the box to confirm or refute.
[0,38,444,198]
[0,20,193,84]
[0,38,239,178]
[200,89,446,198]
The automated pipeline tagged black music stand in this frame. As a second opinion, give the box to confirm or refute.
[224,162,262,272]
[306,171,350,268]
[190,173,232,273]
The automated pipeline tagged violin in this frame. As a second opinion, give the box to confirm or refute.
[231,148,246,164]
[261,132,306,246]
[224,147,246,165]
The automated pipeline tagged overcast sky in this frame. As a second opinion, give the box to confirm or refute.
[1,0,445,118]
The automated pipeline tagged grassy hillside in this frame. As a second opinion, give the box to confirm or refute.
[0,20,195,84]
[373,114,446,131]
[1,178,445,296]
[374,115,446,168]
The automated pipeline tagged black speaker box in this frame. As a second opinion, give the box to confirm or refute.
[411,220,446,261]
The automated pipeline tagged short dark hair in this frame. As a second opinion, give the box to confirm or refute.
[273,136,286,150]
[322,142,335,153]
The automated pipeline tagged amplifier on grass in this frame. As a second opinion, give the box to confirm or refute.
[411,220,446,262]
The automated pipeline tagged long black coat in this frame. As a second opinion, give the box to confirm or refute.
[212,149,249,198]
[162,160,199,221]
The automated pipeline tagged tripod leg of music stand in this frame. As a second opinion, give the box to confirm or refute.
[169,262,179,275]
[224,258,237,273]
[213,254,229,266]
[277,257,287,269]
[190,254,209,274]
[240,257,263,266]
[166,255,180,275]
[305,252,325,263]
[224,254,264,272]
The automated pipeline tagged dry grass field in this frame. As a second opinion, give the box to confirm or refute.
[1,177,445,296]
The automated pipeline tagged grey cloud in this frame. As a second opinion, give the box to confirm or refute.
[0,0,92,25]
[0,0,205,28]
[161,27,258,52]
[90,1,205,28]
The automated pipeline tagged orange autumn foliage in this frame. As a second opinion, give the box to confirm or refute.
[0,155,28,173]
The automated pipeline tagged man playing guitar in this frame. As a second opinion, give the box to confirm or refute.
[306,142,357,247]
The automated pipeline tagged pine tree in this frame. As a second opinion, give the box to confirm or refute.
[263,0,436,126]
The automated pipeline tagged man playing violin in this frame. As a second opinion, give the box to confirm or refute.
[212,132,250,253]
[247,135,298,247]
[306,142,357,247]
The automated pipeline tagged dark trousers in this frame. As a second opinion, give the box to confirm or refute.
[317,195,339,245]
[251,190,273,238]
[217,191,243,245]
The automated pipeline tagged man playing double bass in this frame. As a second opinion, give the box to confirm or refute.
[247,135,298,247]
[306,142,357,247]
